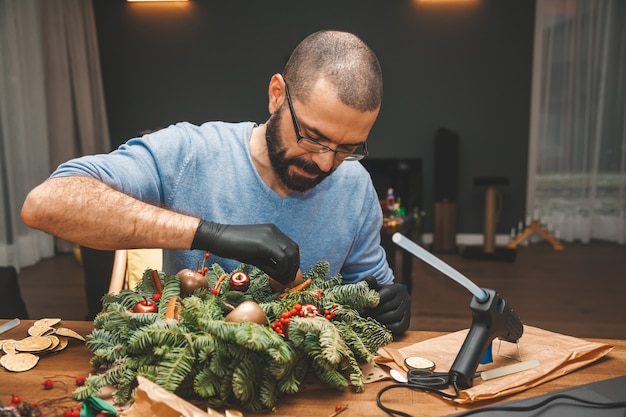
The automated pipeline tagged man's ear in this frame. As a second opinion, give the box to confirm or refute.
[268,73,285,115]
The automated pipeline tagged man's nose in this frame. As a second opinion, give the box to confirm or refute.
[311,151,336,172]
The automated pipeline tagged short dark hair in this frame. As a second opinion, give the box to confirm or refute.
[283,30,383,112]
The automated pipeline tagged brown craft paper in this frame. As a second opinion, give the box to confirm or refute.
[119,376,245,417]
[369,325,614,403]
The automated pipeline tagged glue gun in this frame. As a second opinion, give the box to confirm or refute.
[391,233,525,389]
[449,288,524,388]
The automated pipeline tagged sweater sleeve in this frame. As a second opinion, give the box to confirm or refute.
[50,123,206,205]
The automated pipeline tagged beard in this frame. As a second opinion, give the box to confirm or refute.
[265,108,333,192]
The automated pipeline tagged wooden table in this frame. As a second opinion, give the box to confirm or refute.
[1,320,625,417]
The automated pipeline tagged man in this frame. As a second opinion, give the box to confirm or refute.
[21,30,410,333]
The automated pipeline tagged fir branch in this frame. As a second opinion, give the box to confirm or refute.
[316,274,343,290]
[289,317,350,368]
[221,289,246,304]
[179,295,224,325]
[113,366,141,404]
[303,260,330,281]
[259,370,280,409]
[310,360,349,390]
[346,354,365,393]
[324,281,380,310]
[194,368,221,398]
[86,328,127,364]
[126,320,187,355]
[231,354,262,403]
[351,317,393,353]
[154,344,197,392]
[101,289,139,310]
[276,356,309,394]
[206,263,226,287]
[333,321,375,363]
[159,274,182,308]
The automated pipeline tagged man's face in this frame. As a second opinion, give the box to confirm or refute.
[264,76,380,193]
[265,107,333,192]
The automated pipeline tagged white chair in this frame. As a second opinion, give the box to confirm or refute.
[108,249,162,294]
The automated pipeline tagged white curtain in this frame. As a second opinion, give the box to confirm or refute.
[0,0,110,270]
[527,0,626,244]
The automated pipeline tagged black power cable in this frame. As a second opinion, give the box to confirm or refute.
[377,378,626,417]
[376,373,460,417]
[451,394,626,416]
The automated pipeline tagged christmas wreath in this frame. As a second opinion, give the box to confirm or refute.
[72,259,393,412]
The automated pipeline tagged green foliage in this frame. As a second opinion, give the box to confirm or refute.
[74,260,392,412]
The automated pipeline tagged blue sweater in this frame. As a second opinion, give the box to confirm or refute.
[52,121,394,285]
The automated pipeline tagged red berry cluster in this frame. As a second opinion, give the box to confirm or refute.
[7,394,24,408]
[270,304,300,335]
[5,376,101,417]
[4,395,41,416]
[196,253,219,294]
[270,303,338,336]
[196,252,211,275]
[63,407,81,417]
[323,305,338,320]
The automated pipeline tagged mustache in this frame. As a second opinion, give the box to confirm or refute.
[292,157,328,175]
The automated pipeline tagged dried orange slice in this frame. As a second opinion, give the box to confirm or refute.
[15,336,52,353]
[55,327,85,342]
[1,339,18,355]
[28,325,55,337]
[48,336,69,353]
[0,352,39,372]
[33,318,61,328]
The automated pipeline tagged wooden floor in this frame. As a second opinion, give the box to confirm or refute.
[16,240,626,340]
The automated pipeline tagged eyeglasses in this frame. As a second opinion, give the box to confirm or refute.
[284,81,368,161]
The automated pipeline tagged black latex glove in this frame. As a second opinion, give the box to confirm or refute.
[191,220,300,284]
[363,278,411,334]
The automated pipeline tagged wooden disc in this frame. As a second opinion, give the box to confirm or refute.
[0,352,39,372]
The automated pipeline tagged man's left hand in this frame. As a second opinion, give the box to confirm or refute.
[365,283,411,334]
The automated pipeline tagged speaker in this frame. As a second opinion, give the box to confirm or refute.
[433,128,459,202]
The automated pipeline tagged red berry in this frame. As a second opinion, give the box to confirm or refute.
[72,409,80,417]
[96,414,105,417]
[204,252,210,259]
[210,288,218,295]
[152,293,161,302]
[335,404,342,411]
[11,394,21,404]
[43,379,54,389]
[64,410,73,417]
[75,375,86,386]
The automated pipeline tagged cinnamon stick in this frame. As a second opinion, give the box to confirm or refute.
[149,269,163,294]
[165,297,179,321]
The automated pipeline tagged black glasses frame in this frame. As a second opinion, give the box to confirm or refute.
[283,81,368,161]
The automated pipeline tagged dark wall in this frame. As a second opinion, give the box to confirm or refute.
[92,0,535,235]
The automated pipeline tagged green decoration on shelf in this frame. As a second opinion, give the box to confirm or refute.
[73,260,393,412]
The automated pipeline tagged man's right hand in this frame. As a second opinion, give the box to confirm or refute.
[191,220,300,284]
